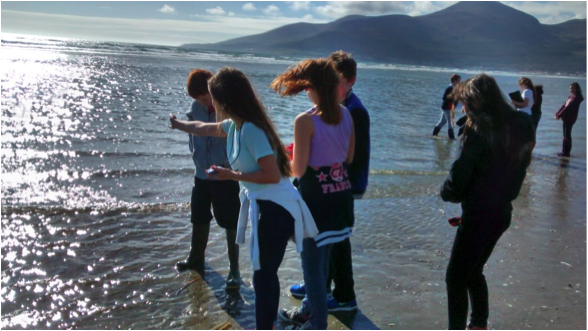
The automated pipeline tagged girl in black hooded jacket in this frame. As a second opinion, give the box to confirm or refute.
[441,74,535,330]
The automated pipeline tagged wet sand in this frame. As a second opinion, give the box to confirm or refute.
[2,152,585,330]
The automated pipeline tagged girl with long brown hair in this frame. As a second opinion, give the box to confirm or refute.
[271,59,355,330]
[555,82,584,156]
[441,74,535,330]
[511,76,536,116]
[170,67,318,330]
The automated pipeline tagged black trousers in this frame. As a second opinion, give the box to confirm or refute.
[326,237,356,302]
[446,213,510,329]
[562,121,574,156]
[253,200,295,330]
[531,112,542,132]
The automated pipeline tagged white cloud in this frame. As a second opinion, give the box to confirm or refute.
[1,10,329,46]
[314,1,407,18]
[158,4,175,14]
[263,5,281,16]
[502,1,586,24]
[242,3,257,11]
[289,1,311,11]
[206,6,226,15]
[408,1,455,16]
[228,11,235,17]
[301,14,315,21]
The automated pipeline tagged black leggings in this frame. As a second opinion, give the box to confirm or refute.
[562,121,574,156]
[253,200,295,330]
[446,215,510,329]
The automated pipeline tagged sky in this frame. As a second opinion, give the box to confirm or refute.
[1,1,586,46]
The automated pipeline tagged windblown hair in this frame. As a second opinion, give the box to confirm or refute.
[186,69,213,99]
[570,82,584,99]
[453,74,533,169]
[328,50,357,80]
[271,58,341,125]
[518,77,537,105]
[208,67,292,178]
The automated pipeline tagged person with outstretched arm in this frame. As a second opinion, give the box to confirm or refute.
[170,67,318,330]
[175,69,241,290]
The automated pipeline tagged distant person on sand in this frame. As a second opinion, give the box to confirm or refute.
[272,58,355,330]
[511,77,535,116]
[432,74,461,140]
[170,67,318,330]
[531,84,543,131]
[440,74,535,330]
[175,69,241,290]
[555,82,584,157]
[287,51,369,314]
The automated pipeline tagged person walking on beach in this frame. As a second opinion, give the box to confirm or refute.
[432,74,461,140]
[555,82,584,157]
[511,77,536,116]
[175,69,241,290]
[531,84,543,132]
[170,67,318,330]
[441,74,535,330]
[288,51,369,313]
[272,58,355,330]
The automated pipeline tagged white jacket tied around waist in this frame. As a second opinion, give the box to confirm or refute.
[236,178,319,271]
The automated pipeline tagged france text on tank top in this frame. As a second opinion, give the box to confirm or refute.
[306,105,353,167]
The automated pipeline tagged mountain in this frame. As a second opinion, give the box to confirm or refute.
[181,2,586,75]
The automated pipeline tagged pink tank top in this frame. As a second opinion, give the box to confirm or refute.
[307,105,353,167]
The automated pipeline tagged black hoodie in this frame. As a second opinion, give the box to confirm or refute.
[440,111,535,221]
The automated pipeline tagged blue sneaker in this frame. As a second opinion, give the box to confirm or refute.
[327,297,358,312]
[289,284,306,299]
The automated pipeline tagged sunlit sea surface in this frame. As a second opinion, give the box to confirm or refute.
[2,34,586,329]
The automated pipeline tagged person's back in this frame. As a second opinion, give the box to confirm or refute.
[307,106,353,167]
[449,111,535,216]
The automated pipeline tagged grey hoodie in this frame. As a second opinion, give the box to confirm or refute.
[186,100,230,179]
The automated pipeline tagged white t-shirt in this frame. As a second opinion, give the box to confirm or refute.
[518,89,534,115]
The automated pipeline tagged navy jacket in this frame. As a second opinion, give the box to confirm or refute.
[344,90,370,195]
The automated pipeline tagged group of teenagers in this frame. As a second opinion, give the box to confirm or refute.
[432,74,584,158]
[168,50,579,330]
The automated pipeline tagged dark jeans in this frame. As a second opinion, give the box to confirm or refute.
[326,237,356,302]
[446,214,510,330]
[562,121,574,156]
[253,200,295,330]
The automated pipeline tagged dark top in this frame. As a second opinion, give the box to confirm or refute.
[556,94,584,125]
[441,85,456,110]
[344,90,371,195]
[531,85,543,115]
[440,111,535,221]
[299,163,354,245]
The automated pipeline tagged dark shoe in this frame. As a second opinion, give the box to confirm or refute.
[557,153,570,157]
[225,272,241,290]
[176,260,204,274]
[278,307,309,327]
[432,126,441,137]
[285,321,312,330]
[448,128,455,140]
[327,297,358,312]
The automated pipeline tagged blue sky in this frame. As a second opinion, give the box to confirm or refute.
[2,1,586,46]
